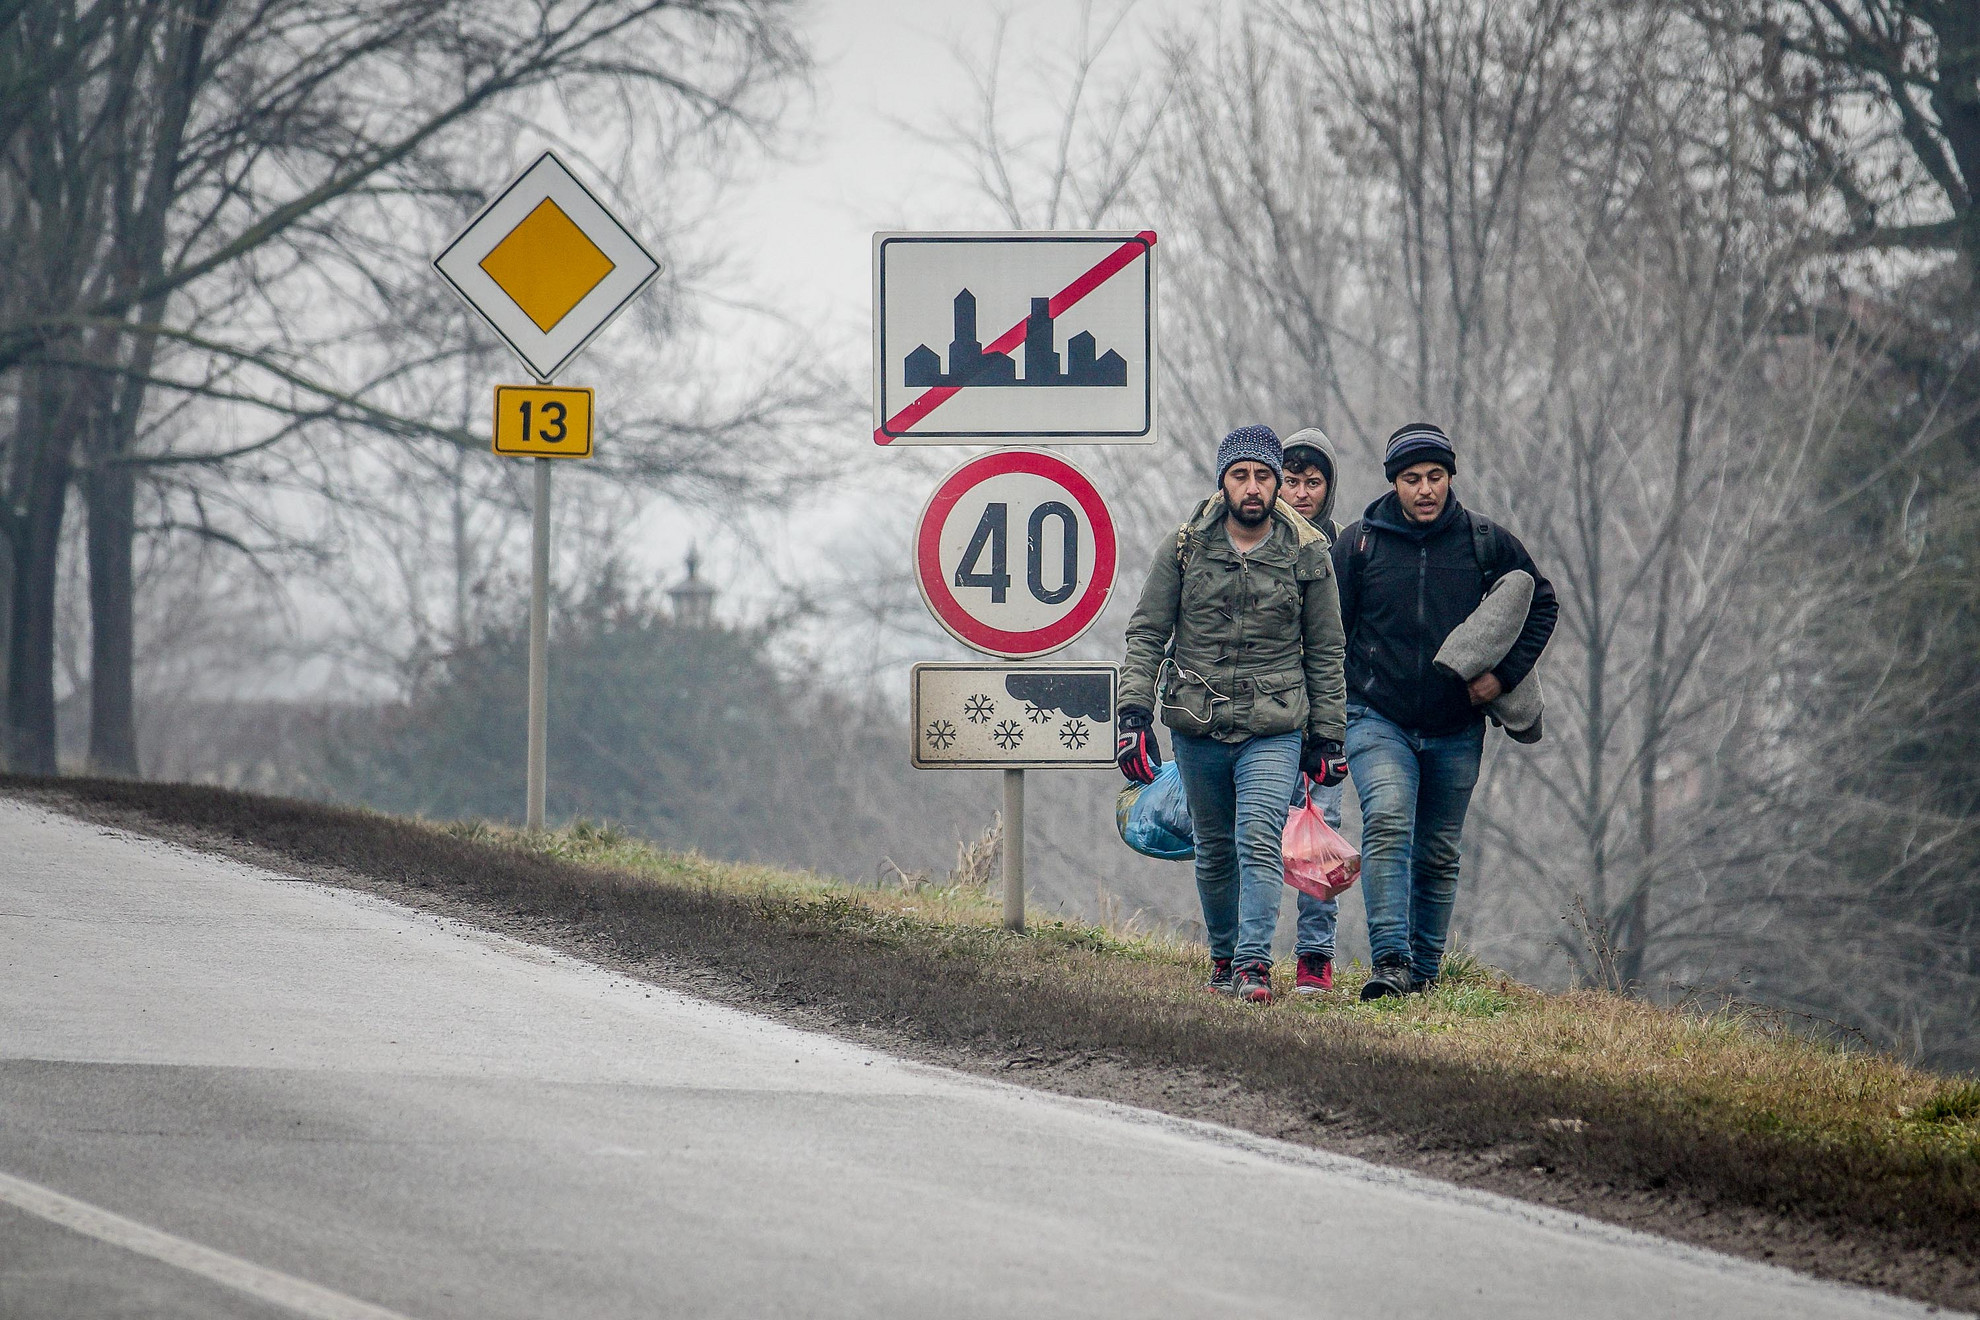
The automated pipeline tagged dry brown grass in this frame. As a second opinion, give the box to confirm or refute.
[11,775,1979,1308]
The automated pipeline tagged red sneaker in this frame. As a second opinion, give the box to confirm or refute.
[1294,952,1333,995]
[1234,962,1274,1004]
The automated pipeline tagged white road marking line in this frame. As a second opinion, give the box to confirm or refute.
[0,1169,417,1320]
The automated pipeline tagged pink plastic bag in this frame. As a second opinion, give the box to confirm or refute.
[1282,794,1361,901]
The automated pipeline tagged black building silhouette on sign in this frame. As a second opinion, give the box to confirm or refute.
[904,288,1127,388]
[1024,297,1061,383]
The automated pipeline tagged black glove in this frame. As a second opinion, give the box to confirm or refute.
[1115,704,1161,784]
[1301,736,1347,788]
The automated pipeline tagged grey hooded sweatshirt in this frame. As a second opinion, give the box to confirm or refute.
[1282,427,1341,540]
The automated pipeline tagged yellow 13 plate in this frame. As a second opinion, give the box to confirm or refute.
[492,385,593,458]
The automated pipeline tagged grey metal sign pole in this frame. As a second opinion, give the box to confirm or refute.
[431,152,663,837]
[881,234,1155,937]
[1002,768,1025,931]
[526,457,551,830]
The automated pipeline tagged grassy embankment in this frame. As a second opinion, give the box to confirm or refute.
[10,775,1979,1307]
[512,817,1980,1150]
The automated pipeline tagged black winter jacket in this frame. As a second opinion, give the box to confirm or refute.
[1332,492,1557,736]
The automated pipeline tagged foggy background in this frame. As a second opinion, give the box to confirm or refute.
[5,0,1977,1070]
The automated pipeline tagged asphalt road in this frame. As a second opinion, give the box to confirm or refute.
[0,799,1949,1320]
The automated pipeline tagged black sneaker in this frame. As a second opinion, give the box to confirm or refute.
[1359,957,1415,1001]
[1234,961,1275,1005]
[1204,957,1235,995]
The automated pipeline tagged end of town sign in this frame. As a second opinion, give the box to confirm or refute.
[872,231,1158,445]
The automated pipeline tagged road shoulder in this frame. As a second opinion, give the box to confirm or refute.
[6,777,1974,1315]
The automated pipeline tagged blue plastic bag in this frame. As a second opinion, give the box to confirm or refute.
[1115,760,1195,860]
[1116,761,1321,862]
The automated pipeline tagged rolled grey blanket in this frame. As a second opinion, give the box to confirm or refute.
[1493,669,1543,742]
[1433,570,1544,742]
[1435,571,1532,680]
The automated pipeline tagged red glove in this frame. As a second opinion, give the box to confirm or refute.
[1115,705,1161,784]
[1302,736,1347,788]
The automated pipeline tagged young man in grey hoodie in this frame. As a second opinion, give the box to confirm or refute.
[1279,428,1345,994]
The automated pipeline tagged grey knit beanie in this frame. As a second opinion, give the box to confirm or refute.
[1216,424,1283,482]
[1383,422,1457,481]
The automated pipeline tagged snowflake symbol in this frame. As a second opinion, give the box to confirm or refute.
[925,719,957,751]
[963,693,996,724]
[1024,701,1054,724]
[1059,719,1091,750]
[991,720,1025,750]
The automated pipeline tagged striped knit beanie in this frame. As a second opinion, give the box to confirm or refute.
[1216,424,1283,482]
[1383,422,1457,481]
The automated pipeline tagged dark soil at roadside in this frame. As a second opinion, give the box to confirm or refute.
[9,774,1977,1313]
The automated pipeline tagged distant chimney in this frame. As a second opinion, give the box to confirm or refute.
[668,545,717,628]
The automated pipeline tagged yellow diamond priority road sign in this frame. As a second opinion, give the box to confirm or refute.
[479,200,617,332]
[434,151,660,382]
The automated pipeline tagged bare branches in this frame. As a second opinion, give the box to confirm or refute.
[901,0,1167,231]
[1701,0,1980,275]
[0,0,819,773]
[1095,0,1980,1059]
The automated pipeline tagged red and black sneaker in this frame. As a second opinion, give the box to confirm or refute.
[1294,952,1334,995]
[1204,957,1235,995]
[1234,961,1274,1005]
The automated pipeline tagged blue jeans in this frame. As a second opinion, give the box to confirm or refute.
[1171,730,1301,968]
[1345,701,1484,982]
[1295,780,1343,960]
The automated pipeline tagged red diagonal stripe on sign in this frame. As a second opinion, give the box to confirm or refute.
[875,231,1157,445]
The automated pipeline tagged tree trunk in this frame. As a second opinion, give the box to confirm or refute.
[1618,387,1697,986]
[85,460,137,775]
[6,374,73,775]
[71,6,216,778]
[82,305,168,780]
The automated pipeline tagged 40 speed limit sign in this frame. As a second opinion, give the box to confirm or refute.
[915,449,1118,659]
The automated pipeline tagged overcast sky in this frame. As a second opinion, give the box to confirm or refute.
[628,0,1216,611]
[719,0,1203,332]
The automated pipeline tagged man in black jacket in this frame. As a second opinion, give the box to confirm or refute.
[1332,423,1557,999]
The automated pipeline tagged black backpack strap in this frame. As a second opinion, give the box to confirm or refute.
[1350,520,1372,577]
[1469,513,1500,590]
[1335,519,1370,652]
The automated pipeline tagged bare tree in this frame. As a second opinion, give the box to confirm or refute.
[1701,0,1980,275]
[0,0,811,773]
[1114,0,1977,1054]
[907,0,1166,233]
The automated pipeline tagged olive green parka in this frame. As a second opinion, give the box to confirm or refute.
[1119,496,1347,745]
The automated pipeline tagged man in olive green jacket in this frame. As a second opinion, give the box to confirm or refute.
[1117,425,1347,1004]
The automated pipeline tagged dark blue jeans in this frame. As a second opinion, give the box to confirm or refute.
[1345,701,1484,982]
[1171,730,1301,968]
